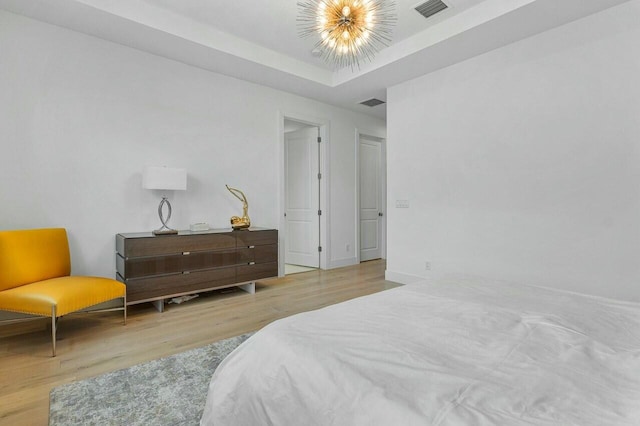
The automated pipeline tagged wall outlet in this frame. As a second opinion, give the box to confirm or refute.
[425,261,431,271]
[396,199,410,208]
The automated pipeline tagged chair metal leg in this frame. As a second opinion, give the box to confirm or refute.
[123,295,127,325]
[51,306,57,357]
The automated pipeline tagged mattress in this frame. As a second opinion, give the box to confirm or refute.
[200,277,640,425]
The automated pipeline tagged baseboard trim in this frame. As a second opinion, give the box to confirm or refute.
[385,270,426,285]
[328,257,358,269]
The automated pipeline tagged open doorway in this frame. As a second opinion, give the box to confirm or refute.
[283,119,321,275]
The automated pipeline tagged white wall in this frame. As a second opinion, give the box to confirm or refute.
[386,1,640,301]
[0,10,385,278]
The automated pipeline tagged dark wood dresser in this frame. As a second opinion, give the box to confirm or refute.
[116,228,278,311]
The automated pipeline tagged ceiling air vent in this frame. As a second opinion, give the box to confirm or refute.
[415,0,448,19]
[360,98,386,107]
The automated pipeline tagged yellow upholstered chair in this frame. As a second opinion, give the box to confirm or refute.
[0,228,126,356]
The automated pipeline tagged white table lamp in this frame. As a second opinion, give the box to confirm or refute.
[143,166,187,235]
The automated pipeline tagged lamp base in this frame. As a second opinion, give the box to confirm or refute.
[152,197,178,236]
[153,228,178,236]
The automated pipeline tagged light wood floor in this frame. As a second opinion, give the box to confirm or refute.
[0,260,399,425]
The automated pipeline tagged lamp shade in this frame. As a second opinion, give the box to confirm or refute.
[142,166,187,191]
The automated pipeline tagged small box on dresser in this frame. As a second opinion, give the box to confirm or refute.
[116,228,278,312]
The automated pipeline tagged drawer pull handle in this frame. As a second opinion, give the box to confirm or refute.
[248,245,255,249]
[249,261,256,265]
[183,251,191,255]
[183,271,191,274]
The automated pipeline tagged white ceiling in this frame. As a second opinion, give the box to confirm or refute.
[138,0,485,71]
[0,0,632,119]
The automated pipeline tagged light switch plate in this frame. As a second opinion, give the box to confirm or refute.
[395,200,410,208]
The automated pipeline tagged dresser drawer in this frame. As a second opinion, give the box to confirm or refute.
[117,249,239,279]
[237,262,278,283]
[117,233,236,257]
[236,244,278,265]
[123,267,237,303]
[236,230,278,247]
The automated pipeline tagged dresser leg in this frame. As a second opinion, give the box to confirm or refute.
[151,299,165,312]
[238,282,256,294]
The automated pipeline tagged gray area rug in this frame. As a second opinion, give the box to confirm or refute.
[49,333,253,426]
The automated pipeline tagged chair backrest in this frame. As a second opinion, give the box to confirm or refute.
[0,228,71,291]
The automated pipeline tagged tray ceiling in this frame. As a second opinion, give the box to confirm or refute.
[0,0,631,118]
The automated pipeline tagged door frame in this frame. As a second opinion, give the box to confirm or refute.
[279,112,330,275]
[355,130,387,263]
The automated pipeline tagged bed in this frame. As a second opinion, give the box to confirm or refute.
[200,277,640,425]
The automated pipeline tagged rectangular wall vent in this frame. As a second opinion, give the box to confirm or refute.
[415,0,448,19]
[360,98,386,107]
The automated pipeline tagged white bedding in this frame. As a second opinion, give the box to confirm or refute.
[201,277,640,425]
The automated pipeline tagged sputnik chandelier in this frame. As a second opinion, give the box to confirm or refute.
[298,0,396,70]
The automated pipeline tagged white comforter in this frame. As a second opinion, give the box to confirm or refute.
[201,277,640,425]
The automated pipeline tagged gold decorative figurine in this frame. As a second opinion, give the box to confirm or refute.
[226,185,251,230]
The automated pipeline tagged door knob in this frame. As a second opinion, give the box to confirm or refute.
[378,212,384,217]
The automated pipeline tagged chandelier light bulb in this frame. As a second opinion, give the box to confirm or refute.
[298,0,396,69]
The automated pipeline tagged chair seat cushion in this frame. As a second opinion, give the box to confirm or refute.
[0,276,125,317]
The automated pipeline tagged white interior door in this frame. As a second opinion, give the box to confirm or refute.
[359,137,383,262]
[285,127,320,267]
